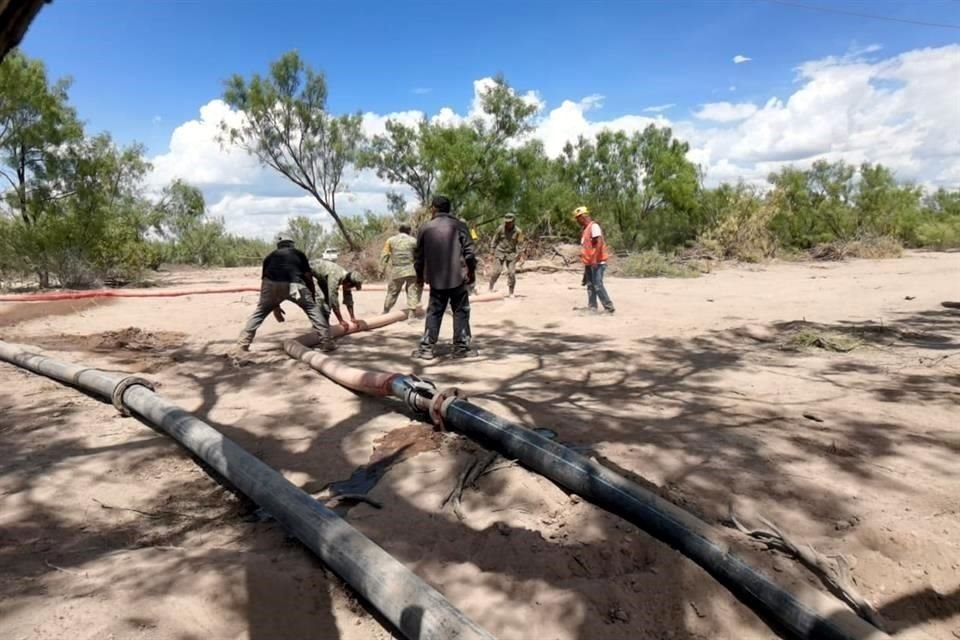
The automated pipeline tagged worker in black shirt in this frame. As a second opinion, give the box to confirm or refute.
[236,233,335,352]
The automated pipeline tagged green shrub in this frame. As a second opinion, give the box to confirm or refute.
[915,219,960,250]
[698,186,778,262]
[614,250,703,279]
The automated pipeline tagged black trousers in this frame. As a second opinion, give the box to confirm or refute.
[420,285,471,351]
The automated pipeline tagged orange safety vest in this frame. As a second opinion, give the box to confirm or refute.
[580,219,609,265]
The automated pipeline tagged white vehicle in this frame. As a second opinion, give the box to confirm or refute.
[321,247,339,261]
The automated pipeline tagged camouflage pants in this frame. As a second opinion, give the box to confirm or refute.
[383,275,423,314]
[237,279,329,348]
[488,255,517,292]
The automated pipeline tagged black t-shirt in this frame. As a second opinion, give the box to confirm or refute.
[262,246,312,284]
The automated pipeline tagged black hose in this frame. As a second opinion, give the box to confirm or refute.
[438,397,887,640]
[0,340,494,640]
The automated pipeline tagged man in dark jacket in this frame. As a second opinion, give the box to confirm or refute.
[236,233,334,352]
[413,196,477,359]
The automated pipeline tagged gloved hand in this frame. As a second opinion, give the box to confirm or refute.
[272,306,286,323]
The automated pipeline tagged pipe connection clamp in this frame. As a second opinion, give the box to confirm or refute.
[111,376,157,416]
[402,375,436,414]
[430,387,465,430]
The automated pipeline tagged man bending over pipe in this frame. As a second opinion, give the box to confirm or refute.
[413,195,477,360]
[313,258,364,348]
[237,233,333,352]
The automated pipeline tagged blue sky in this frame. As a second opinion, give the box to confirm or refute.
[22,0,960,154]
[16,1,960,237]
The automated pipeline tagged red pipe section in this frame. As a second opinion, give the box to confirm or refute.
[0,283,488,302]
[285,339,401,396]
[0,287,261,302]
[283,293,505,396]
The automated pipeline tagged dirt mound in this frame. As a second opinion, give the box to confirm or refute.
[95,327,185,352]
[370,423,446,464]
[7,327,188,360]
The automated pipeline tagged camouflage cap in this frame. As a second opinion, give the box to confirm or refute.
[504,212,516,221]
[275,232,294,245]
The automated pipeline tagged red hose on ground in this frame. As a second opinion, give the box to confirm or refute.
[0,287,260,302]
[0,283,487,302]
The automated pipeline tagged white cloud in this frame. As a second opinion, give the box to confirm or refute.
[148,99,260,192]
[207,194,330,238]
[148,44,960,237]
[152,115,163,124]
[733,55,752,64]
[412,87,432,95]
[849,43,883,57]
[431,106,463,127]
[643,104,675,113]
[361,110,424,137]
[694,102,760,122]
[729,85,737,92]
[533,94,665,156]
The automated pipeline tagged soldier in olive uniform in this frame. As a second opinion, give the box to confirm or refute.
[380,224,422,314]
[313,259,364,346]
[488,212,523,296]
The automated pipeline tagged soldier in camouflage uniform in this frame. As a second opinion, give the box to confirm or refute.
[380,224,422,314]
[313,259,364,340]
[488,212,523,296]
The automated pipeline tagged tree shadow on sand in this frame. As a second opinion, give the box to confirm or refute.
[2,302,959,638]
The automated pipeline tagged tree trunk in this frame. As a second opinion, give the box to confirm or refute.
[37,271,49,289]
[16,144,28,222]
[314,195,357,251]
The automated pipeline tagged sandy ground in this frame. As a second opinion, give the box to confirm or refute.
[1,253,959,640]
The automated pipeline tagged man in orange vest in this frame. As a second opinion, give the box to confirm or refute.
[574,206,615,313]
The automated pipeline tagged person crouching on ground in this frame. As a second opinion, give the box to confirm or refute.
[236,233,332,352]
[380,223,422,315]
[312,258,363,349]
[574,206,615,314]
[413,195,477,359]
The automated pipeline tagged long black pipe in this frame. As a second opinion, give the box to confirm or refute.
[390,376,888,640]
[0,340,494,640]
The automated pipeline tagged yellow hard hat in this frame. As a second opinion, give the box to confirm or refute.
[573,206,590,218]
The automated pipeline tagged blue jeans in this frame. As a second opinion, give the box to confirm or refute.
[585,264,615,311]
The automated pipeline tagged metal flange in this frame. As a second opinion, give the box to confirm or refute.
[111,376,156,416]
[429,386,466,430]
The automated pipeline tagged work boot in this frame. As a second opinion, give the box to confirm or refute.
[412,346,436,360]
[508,286,515,297]
[451,346,477,359]
[317,338,338,353]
